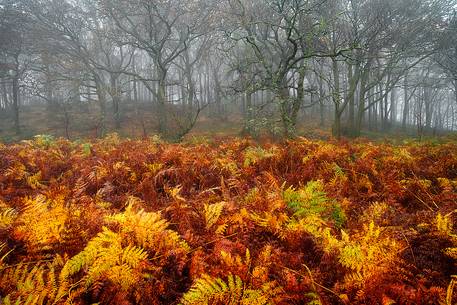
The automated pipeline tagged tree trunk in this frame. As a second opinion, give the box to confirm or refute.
[242,90,253,133]
[94,75,107,137]
[157,67,167,135]
[454,80,457,107]
[347,63,355,132]
[390,87,396,127]
[288,67,306,133]
[402,75,409,130]
[331,58,342,139]
[110,74,121,129]
[12,75,20,134]
[354,61,371,137]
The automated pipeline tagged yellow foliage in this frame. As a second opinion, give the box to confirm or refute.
[204,201,225,230]
[26,171,45,190]
[179,274,283,305]
[436,213,455,236]
[167,185,186,201]
[243,147,278,167]
[215,223,228,235]
[0,207,17,229]
[437,178,454,191]
[0,256,67,305]
[250,211,290,239]
[361,202,389,224]
[220,249,251,270]
[4,162,27,181]
[216,158,239,175]
[446,275,456,305]
[338,221,400,288]
[14,195,69,250]
[144,162,164,175]
[106,199,190,253]
[60,227,147,290]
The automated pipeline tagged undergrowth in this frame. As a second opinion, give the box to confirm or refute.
[0,135,455,304]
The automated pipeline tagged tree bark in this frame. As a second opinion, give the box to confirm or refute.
[110,73,121,129]
[331,58,342,139]
[12,74,20,134]
[156,66,168,135]
[94,74,107,137]
[402,75,409,130]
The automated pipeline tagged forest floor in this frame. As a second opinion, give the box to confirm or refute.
[1,103,449,143]
[0,135,456,304]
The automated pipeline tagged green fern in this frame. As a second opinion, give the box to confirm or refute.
[284,181,327,218]
[284,181,346,228]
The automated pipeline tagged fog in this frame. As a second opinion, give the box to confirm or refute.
[0,0,456,141]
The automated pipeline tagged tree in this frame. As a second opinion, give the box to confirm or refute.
[0,2,32,134]
[101,0,213,138]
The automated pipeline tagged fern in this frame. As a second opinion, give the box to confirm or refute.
[284,181,346,228]
[0,256,66,305]
[0,207,17,229]
[26,171,44,190]
[337,221,400,288]
[243,147,277,167]
[14,195,69,251]
[179,274,283,305]
[144,162,164,175]
[33,134,55,148]
[60,227,147,291]
[436,212,455,237]
[204,202,225,230]
[284,181,327,218]
[446,275,456,305]
[105,199,190,253]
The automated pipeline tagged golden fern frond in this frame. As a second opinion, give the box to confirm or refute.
[144,162,164,175]
[0,256,64,305]
[179,274,240,305]
[220,249,251,270]
[121,245,148,267]
[60,227,119,282]
[445,247,457,260]
[180,274,283,305]
[338,221,400,288]
[26,171,44,190]
[167,185,186,201]
[204,202,225,230]
[243,147,277,167]
[250,211,290,239]
[0,207,17,229]
[339,245,364,273]
[215,223,228,235]
[446,275,456,305]
[241,281,285,305]
[60,227,148,291]
[106,200,190,253]
[0,242,12,269]
[14,195,68,251]
[104,264,137,291]
[436,213,454,236]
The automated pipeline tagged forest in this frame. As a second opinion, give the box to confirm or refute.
[0,0,457,304]
[0,0,456,140]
